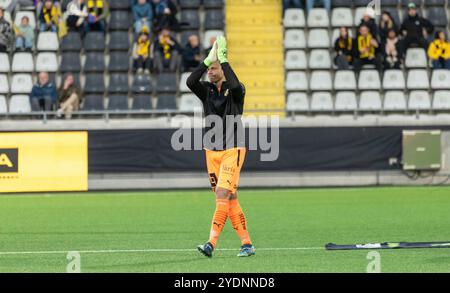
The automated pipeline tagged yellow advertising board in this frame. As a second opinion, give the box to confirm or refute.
[0,132,88,193]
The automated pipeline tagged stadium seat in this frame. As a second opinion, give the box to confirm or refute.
[335,91,357,112]
[284,29,306,49]
[405,48,427,68]
[286,92,309,112]
[203,30,224,49]
[131,95,153,110]
[9,95,31,113]
[382,0,401,5]
[431,70,450,90]
[179,72,192,92]
[332,0,353,7]
[285,71,308,91]
[37,32,59,51]
[61,32,82,52]
[354,7,368,26]
[432,91,450,110]
[11,52,34,72]
[331,8,353,27]
[285,50,307,70]
[108,52,130,72]
[11,74,33,94]
[60,52,81,73]
[179,0,201,9]
[180,10,200,30]
[109,11,131,30]
[203,0,224,9]
[108,95,129,110]
[359,91,382,111]
[307,8,329,28]
[0,95,6,113]
[204,9,224,30]
[407,70,429,90]
[283,9,306,28]
[84,74,105,94]
[311,92,333,112]
[426,0,446,5]
[14,11,36,29]
[156,73,177,93]
[358,70,381,90]
[334,70,357,91]
[109,0,130,10]
[0,53,9,72]
[84,32,105,52]
[156,94,177,110]
[132,74,153,94]
[180,30,199,46]
[180,94,203,113]
[382,70,406,90]
[84,53,105,73]
[384,91,407,111]
[426,7,448,27]
[310,71,332,91]
[108,73,129,94]
[408,91,431,111]
[308,49,331,69]
[36,53,58,72]
[109,31,130,51]
[82,95,105,110]
[0,74,8,94]
[2,10,12,24]
[307,29,329,48]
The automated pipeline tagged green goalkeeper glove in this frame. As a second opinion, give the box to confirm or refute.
[216,36,228,63]
[203,41,218,67]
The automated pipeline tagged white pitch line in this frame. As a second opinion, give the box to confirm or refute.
[0,247,323,255]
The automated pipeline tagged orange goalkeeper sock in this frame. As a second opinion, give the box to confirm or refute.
[208,198,229,248]
[229,199,252,246]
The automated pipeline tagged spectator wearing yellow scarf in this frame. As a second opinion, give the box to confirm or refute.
[39,0,60,32]
[428,31,450,70]
[353,24,382,74]
[132,28,151,74]
[153,27,181,73]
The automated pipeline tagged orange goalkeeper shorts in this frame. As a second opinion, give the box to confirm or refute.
[205,147,246,194]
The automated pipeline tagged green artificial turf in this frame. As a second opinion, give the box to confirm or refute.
[0,186,450,272]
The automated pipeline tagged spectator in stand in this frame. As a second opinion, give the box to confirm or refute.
[29,72,57,111]
[306,0,330,15]
[0,7,13,52]
[282,0,303,15]
[133,0,153,34]
[428,31,450,70]
[57,73,82,119]
[66,0,88,33]
[153,26,180,72]
[378,11,397,44]
[205,35,216,56]
[334,27,353,70]
[358,8,377,38]
[382,29,403,70]
[353,24,381,73]
[85,0,109,32]
[400,2,434,50]
[39,0,60,32]
[153,0,179,32]
[182,34,201,72]
[14,16,34,51]
[132,27,152,74]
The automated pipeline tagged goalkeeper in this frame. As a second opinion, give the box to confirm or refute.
[186,36,255,258]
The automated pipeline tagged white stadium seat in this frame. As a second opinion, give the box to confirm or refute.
[286,92,309,112]
[283,9,305,28]
[331,8,353,27]
[307,29,330,48]
[0,53,10,72]
[307,8,329,27]
[433,91,450,110]
[179,72,191,92]
[335,91,357,111]
[285,71,308,91]
[359,91,382,111]
[179,94,203,113]
[11,52,34,73]
[382,70,405,90]
[431,70,450,90]
[9,95,31,113]
[0,74,9,94]
[285,50,307,70]
[37,32,59,51]
[11,74,33,94]
[36,53,58,72]
[383,91,407,111]
[407,70,429,90]
[408,91,431,110]
[311,92,333,111]
[14,11,36,29]
[405,48,427,68]
[308,49,331,69]
[284,29,306,49]
[334,70,357,90]
[358,70,381,90]
[354,7,367,26]
[3,10,12,24]
[203,30,224,49]
[310,71,332,91]
[0,95,7,113]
